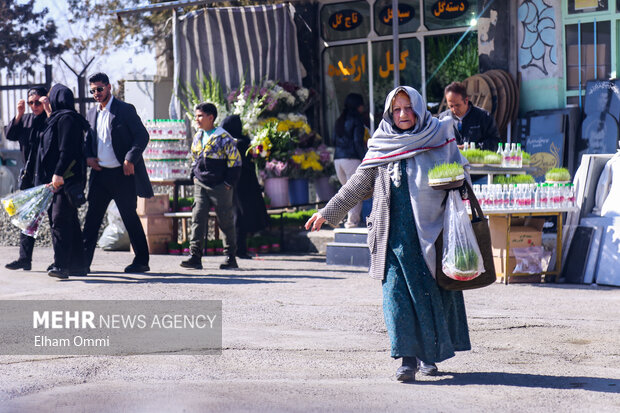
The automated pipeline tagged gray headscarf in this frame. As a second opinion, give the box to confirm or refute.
[360,86,467,278]
[360,86,456,183]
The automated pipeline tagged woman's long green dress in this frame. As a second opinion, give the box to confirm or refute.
[382,159,471,363]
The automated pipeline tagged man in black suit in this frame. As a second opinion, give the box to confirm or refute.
[82,72,154,273]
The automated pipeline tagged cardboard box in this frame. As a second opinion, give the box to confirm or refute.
[131,234,172,255]
[490,216,545,276]
[137,194,170,216]
[140,215,173,236]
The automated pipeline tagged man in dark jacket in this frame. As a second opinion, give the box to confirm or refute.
[36,84,89,279]
[180,103,241,270]
[439,81,500,151]
[82,72,153,274]
[4,87,48,271]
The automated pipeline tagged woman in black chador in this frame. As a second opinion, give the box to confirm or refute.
[221,114,269,258]
[35,84,89,279]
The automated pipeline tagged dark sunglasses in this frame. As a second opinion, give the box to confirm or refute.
[27,101,42,106]
[89,86,105,94]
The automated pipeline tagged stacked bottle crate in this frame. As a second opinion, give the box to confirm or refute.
[144,119,191,180]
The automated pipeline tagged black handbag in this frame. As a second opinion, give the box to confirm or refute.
[62,179,86,208]
[62,160,86,208]
[435,181,496,291]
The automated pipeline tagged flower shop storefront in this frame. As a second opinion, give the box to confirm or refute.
[320,0,479,138]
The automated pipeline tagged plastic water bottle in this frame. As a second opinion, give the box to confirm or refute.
[502,144,510,167]
[509,143,517,167]
[497,142,503,158]
[534,183,541,209]
[516,143,523,168]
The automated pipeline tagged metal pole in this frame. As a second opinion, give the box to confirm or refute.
[578,21,582,108]
[392,0,400,87]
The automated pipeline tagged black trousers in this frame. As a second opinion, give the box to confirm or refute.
[48,190,85,270]
[18,233,35,262]
[83,167,149,267]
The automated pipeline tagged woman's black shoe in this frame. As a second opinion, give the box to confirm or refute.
[417,359,438,376]
[5,259,31,271]
[396,357,417,382]
[48,266,69,279]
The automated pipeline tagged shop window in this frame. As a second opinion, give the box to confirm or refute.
[423,0,478,30]
[323,43,369,142]
[565,21,611,91]
[321,1,371,41]
[567,0,608,14]
[373,0,420,36]
[372,38,421,127]
[425,32,479,108]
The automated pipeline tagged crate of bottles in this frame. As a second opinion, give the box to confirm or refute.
[469,183,576,211]
[144,119,191,180]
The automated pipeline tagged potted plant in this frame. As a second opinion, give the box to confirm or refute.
[270,236,281,253]
[460,148,485,165]
[545,167,571,183]
[448,246,481,281]
[205,239,215,256]
[247,237,259,255]
[168,241,181,255]
[522,151,531,166]
[482,150,502,165]
[258,236,270,254]
[427,162,465,190]
[181,240,190,255]
[214,238,224,255]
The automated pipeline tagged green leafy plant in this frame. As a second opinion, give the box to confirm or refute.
[545,168,571,182]
[428,162,464,180]
[493,174,536,184]
[270,209,318,227]
[180,72,230,126]
[460,148,486,164]
[425,32,479,104]
[483,152,502,165]
[454,247,479,273]
[522,152,531,165]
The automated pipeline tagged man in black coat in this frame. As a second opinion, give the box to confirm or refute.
[439,81,500,151]
[4,86,48,271]
[82,72,154,273]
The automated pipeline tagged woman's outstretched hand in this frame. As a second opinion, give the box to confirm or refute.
[305,212,326,232]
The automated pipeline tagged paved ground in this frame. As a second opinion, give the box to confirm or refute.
[0,246,618,412]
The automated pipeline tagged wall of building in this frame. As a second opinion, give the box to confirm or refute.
[517,0,564,113]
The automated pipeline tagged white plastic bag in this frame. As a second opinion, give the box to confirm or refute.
[512,246,551,274]
[442,190,485,280]
[98,201,130,251]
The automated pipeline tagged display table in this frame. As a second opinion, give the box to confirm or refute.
[469,165,536,184]
[480,206,578,284]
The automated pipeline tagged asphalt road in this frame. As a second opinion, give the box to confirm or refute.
[0,246,619,412]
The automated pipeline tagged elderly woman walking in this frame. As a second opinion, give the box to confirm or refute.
[306,86,471,382]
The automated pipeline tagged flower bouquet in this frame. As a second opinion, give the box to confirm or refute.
[1,184,55,238]
[288,148,324,180]
[248,121,297,171]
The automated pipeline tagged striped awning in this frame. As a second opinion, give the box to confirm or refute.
[172,3,302,117]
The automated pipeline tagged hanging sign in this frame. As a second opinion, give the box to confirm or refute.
[329,9,363,31]
[574,0,598,9]
[431,0,469,19]
[378,4,415,25]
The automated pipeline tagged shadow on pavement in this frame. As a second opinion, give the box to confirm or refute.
[416,371,619,393]
[62,274,290,285]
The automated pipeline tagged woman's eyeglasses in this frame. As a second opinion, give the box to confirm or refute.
[89,87,105,94]
[27,101,42,106]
